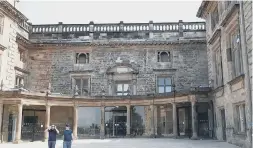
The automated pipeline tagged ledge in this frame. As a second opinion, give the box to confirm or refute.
[220,2,239,27]
[208,28,221,44]
[0,44,6,51]
[227,74,245,86]
[14,66,30,74]
[28,39,206,49]
[153,68,177,72]
[212,85,224,93]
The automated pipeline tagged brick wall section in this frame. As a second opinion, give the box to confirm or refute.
[27,43,208,96]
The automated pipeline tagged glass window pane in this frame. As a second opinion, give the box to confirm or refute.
[158,87,164,93]
[83,79,88,88]
[160,52,169,62]
[123,84,129,91]
[117,84,123,91]
[158,78,165,85]
[117,93,122,96]
[79,54,87,64]
[165,86,172,92]
[123,93,128,96]
[75,79,81,89]
[165,78,171,85]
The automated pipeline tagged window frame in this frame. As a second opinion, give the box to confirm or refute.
[227,27,243,79]
[213,40,224,88]
[157,51,171,62]
[234,103,246,133]
[114,80,131,96]
[15,75,24,88]
[156,76,173,94]
[71,76,90,96]
[75,53,89,64]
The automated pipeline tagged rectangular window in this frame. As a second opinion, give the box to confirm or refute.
[72,77,89,96]
[157,77,172,93]
[211,6,219,31]
[228,29,243,78]
[15,75,24,88]
[115,82,130,96]
[214,46,223,88]
[235,104,246,133]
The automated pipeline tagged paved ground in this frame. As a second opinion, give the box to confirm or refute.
[1,139,241,148]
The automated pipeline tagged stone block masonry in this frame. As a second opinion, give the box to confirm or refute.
[27,43,208,96]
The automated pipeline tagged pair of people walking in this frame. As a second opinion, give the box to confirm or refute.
[45,124,73,148]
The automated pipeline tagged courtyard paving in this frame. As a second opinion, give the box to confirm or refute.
[1,138,241,148]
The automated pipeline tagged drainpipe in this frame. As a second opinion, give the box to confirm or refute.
[238,1,252,148]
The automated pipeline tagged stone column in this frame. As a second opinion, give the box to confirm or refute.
[172,103,178,138]
[112,114,115,137]
[44,105,51,141]
[191,101,198,140]
[126,105,131,136]
[0,103,3,142]
[150,104,155,137]
[100,106,105,139]
[184,108,189,136]
[73,106,78,139]
[165,109,169,135]
[14,104,22,144]
[156,106,161,136]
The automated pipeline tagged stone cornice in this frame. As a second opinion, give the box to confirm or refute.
[28,40,206,49]
[208,28,221,44]
[196,1,210,18]
[14,66,30,74]
[0,1,28,22]
[16,33,30,48]
[0,44,6,51]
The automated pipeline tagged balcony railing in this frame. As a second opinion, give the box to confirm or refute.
[31,21,206,34]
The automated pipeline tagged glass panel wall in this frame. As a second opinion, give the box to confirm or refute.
[77,107,101,139]
[131,106,147,137]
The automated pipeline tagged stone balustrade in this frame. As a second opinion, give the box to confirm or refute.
[31,20,205,34]
[29,20,206,41]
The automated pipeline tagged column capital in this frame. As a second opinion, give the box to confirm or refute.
[190,95,197,103]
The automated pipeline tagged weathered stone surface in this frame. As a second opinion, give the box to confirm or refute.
[27,43,208,96]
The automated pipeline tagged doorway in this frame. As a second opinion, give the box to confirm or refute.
[22,109,45,142]
[105,106,127,137]
[220,108,226,141]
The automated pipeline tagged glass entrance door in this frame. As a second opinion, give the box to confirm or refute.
[105,106,127,138]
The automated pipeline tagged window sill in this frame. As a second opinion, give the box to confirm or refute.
[227,74,245,86]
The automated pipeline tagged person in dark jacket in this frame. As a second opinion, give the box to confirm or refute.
[45,125,59,148]
[63,124,74,148]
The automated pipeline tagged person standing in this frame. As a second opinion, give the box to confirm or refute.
[45,125,59,148]
[63,124,74,148]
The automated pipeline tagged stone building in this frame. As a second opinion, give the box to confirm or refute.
[0,0,221,145]
[197,1,252,148]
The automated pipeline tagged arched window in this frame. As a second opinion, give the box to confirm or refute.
[76,53,89,64]
[158,51,170,62]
